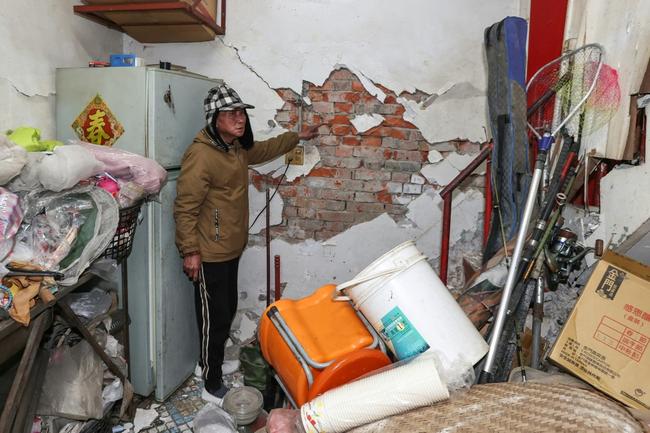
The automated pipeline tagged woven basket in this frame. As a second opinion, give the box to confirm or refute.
[348,382,647,433]
[100,201,143,264]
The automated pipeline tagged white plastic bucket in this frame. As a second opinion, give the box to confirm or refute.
[336,241,488,375]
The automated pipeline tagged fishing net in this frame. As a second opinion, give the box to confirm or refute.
[527,44,619,140]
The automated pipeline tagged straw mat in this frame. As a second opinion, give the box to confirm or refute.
[348,382,646,433]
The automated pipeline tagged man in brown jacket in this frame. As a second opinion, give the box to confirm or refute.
[174,84,319,403]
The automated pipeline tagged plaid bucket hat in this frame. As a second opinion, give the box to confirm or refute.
[204,84,255,116]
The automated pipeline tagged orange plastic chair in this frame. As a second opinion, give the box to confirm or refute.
[258,284,391,407]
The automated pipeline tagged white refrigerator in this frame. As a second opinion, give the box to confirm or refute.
[56,67,222,400]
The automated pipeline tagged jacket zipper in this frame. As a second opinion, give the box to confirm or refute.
[214,208,220,241]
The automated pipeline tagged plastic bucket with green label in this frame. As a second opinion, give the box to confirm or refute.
[335,241,488,377]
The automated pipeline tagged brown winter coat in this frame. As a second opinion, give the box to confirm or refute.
[174,129,299,262]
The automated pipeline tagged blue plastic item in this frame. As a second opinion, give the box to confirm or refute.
[110,54,136,67]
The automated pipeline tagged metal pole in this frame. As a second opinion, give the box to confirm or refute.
[531,276,544,369]
[274,255,281,302]
[480,133,552,382]
[440,195,452,285]
[266,187,271,308]
[484,150,493,247]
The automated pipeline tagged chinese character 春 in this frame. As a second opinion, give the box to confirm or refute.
[86,110,110,144]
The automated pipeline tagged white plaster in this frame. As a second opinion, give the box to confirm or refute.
[303,96,312,105]
[220,1,519,96]
[421,160,460,187]
[0,1,121,138]
[589,163,650,249]
[410,174,425,185]
[248,184,284,235]
[398,91,487,144]
[406,189,443,229]
[350,113,384,133]
[133,408,158,433]
[428,148,444,163]
[446,151,486,175]
[446,152,476,171]
[231,312,259,344]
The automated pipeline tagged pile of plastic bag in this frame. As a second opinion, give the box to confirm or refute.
[0,128,168,324]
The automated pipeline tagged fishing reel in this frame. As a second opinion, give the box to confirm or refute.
[544,228,603,290]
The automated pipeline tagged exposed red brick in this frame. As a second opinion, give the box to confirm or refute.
[384,94,398,104]
[266,66,435,243]
[391,150,426,162]
[360,136,382,147]
[309,167,338,178]
[342,136,360,146]
[249,173,266,191]
[382,116,417,129]
[278,185,298,197]
[376,190,393,204]
[312,101,334,114]
[321,189,355,201]
[323,221,353,232]
[335,145,354,157]
[366,127,408,140]
[351,81,366,92]
[308,91,327,102]
[330,115,351,125]
[297,207,317,219]
[295,198,346,211]
[317,211,356,222]
[330,69,355,80]
[348,202,386,213]
[332,125,354,136]
[334,102,354,113]
[344,92,361,103]
[283,206,298,217]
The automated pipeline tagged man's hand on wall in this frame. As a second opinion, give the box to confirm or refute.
[298,124,323,141]
[183,253,201,282]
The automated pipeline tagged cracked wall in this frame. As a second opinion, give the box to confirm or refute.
[125,0,524,341]
[0,0,122,138]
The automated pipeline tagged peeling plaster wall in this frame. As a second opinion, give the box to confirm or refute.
[0,1,122,138]
[124,0,523,323]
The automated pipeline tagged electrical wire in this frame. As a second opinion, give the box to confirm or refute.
[248,161,292,230]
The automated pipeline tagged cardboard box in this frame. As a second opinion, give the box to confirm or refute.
[549,251,650,410]
[78,0,221,43]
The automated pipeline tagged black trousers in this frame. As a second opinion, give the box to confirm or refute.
[194,257,240,392]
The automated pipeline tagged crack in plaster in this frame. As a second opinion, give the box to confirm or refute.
[221,39,275,92]
[0,76,51,100]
